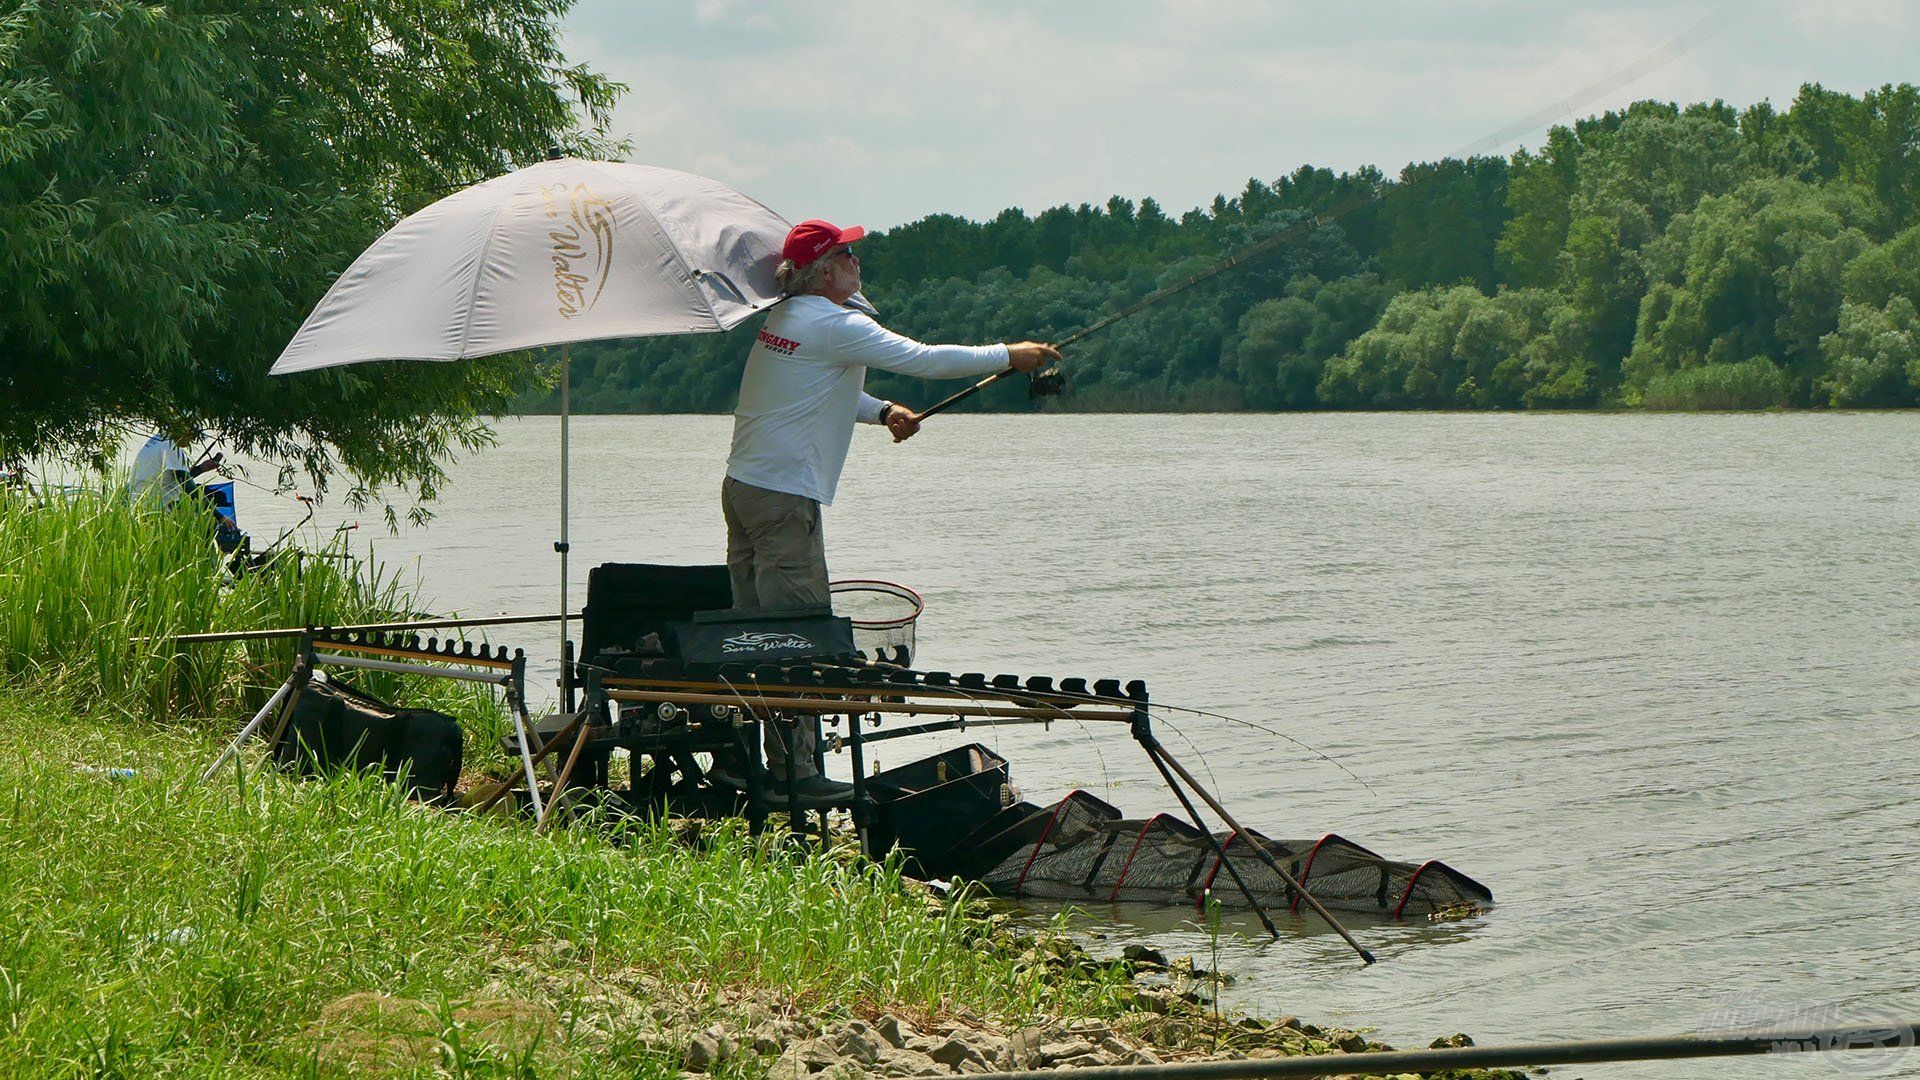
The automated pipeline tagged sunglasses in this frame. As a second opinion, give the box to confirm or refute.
[830,245,857,262]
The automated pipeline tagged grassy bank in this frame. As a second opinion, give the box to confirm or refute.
[0,695,1140,1076]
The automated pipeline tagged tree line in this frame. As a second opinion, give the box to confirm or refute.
[541,84,1920,415]
[6,3,1914,504]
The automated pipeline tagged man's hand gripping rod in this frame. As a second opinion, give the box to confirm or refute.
[916,349,1066,422]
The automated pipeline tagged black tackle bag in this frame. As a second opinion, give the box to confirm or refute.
[272,678,463,803]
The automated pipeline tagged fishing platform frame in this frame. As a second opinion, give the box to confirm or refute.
[192,615,1377,962]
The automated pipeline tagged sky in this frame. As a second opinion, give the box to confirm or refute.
[558,1,1919,230]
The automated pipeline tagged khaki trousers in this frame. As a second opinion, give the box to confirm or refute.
[721,476,829,779]
[721,477,829,611]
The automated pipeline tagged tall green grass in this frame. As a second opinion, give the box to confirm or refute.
[1639,358,1790,410]
[0,486,510,760]
[0,702,1129,1076]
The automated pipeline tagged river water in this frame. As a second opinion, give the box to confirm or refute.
[232,412,1919,1077]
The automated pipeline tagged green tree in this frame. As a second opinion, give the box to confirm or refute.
[1230,274,1391,408]
[1819,297,1920,406]
[1378,156,1509,290]
[1318,286,1479,407]
[1816,223,1920,405]
[0,0,620,504]
[1318,285,1568,408]
[1626,178,1877,399]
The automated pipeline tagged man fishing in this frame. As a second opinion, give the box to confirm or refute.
[131,429,224,509]
[719,218,1060,803]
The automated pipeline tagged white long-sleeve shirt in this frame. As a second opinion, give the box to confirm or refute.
[131,435,192,507]
[726,295,1010,505]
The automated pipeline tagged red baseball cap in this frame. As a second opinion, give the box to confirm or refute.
[781,219,866,267]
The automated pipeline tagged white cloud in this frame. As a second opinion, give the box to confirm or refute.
[1784,0,1914,33]
[691,0,778,32]
[564,1,1919,228]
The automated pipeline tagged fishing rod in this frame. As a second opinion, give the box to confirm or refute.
[914,190,1370,422]
[964,1020,1920,1079]
[148,610,583,647]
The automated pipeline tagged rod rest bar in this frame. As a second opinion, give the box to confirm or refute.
[850,716,1063,744]
[602,688,1135,724]
[597,670,1142,709]
[316,651,513,685]
[594,657,1147,708]
[310,628,523,670]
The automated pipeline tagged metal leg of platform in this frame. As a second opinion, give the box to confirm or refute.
[1138,738,1280,940]
[812,714,830,850]
[775,717,805,840]
[848,713,872,858]
[200,671,302,784]
[1141,730,1375,966]
[740,715,767,835]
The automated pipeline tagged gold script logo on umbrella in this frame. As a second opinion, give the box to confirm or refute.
[540,182,616,319]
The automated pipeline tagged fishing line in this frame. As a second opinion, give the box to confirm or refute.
[919,5,1738,417]
[809,656,1111,798]
[939,674,1115,803]
[714,668,860,799]
[876,429,1377,795]
[860,666,1371,797]
[1155,701,1373,796]
[1138,707,1225,797]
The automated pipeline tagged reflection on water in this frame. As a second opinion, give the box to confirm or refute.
[234,412,1920,1078]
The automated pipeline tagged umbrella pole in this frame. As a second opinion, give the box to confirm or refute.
[558,344,572,712]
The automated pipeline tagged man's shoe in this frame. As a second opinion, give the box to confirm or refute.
[705,761,750,792]
[768,774,855,809]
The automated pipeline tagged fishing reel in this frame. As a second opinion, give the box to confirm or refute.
[1028,366,1066,399]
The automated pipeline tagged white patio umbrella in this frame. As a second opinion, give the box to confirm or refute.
[271,157,791,784]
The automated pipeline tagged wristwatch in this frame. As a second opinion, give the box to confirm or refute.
[879,401,896,424]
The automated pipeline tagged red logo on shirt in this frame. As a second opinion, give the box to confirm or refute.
[757,330,800,355]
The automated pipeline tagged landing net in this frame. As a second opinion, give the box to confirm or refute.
[830,579,922,664]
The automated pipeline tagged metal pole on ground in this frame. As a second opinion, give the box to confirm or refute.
[557,340,573,714]
[200,672,301,784]
[959,1022,1920,1079]
[506,657,546,821]
[260,637,314,756]
[536,719,591,833]
[470,708,585,816]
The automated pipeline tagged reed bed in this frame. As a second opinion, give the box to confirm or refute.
[1638,358,1791,410]
[0,486,510,758]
